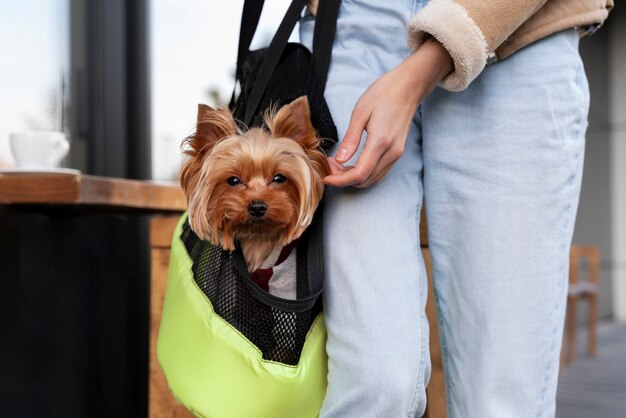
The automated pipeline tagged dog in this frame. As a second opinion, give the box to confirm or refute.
[179,96,328,300]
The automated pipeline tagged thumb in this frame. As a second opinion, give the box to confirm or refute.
[336,108,368,163]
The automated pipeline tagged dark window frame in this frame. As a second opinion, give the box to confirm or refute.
[69,0,151,180]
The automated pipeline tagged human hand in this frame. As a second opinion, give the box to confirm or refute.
[324,37,453,188]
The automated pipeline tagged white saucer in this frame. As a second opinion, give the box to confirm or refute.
[0,167,81,175]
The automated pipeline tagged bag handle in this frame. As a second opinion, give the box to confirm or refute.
[236,0,341,87]
[235,0,265,82]
[236,0,341,125]
[242,0,307,125]
[304,203,324,297]
[312,0,341,90]
[230,0,265,109]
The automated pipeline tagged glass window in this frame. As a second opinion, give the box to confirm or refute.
[0,1,70,168]
[150,0,296,181]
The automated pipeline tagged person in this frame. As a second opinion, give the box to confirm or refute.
[299,0,613,417]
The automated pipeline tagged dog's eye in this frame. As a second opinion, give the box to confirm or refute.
[272,174,287,184]
[227,176,241,186]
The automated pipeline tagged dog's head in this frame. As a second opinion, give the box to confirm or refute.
[180,96,328,251]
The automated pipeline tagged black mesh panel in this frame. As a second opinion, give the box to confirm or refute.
[180,220,322,366]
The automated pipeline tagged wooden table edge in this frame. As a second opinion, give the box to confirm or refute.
[0,172,187,212]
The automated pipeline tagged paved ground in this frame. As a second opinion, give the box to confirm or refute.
[556,321,626,418]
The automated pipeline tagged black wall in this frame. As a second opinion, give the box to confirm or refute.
[0,210,148,417]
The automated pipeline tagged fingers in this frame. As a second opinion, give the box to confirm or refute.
[326,157,352,176]
[335,107,368,164]
[359,154,396,188]
[324,135,403,187]
[363,141,405,186]
[324,139,380,187]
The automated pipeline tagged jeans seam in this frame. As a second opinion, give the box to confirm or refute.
[536,148,575,418]
[433,274,454,417]
[407,192,427,418]
[406,267,426,418]
[536,90,585,417]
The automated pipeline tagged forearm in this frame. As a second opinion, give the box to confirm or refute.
[399,36,454,101]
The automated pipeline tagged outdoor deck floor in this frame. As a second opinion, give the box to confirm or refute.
[556,321,626,418]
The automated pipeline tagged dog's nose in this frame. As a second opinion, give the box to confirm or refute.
[248,201,268,218]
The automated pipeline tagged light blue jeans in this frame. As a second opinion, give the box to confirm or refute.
[300,1,589,416]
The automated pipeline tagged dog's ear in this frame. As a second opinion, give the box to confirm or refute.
[266,96,319,151]
[188,104,237,156]
[180,104,237,204]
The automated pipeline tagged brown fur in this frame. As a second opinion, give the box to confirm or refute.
[180,97,329,271]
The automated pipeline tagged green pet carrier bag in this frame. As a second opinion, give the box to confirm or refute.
[157,208,327,418]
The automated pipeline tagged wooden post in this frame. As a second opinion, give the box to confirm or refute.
[586,247,600,358]
[149,216,194,418]
[422,247,447,418]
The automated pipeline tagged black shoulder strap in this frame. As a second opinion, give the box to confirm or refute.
[311,0,341,90]
[236,0,341,125]
[230,0,265,108]
[235,0,265,82]
[305,204,324,296]
[243,0,307,125]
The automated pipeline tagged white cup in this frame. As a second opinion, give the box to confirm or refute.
[9,131,69,169]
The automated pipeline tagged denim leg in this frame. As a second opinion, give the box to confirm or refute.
[301,1,430,417]
[421,30,589,417]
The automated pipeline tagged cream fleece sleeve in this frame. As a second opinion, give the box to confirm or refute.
[408,0,547,91]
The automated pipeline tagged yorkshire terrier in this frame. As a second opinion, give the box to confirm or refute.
[180,96,328,300]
